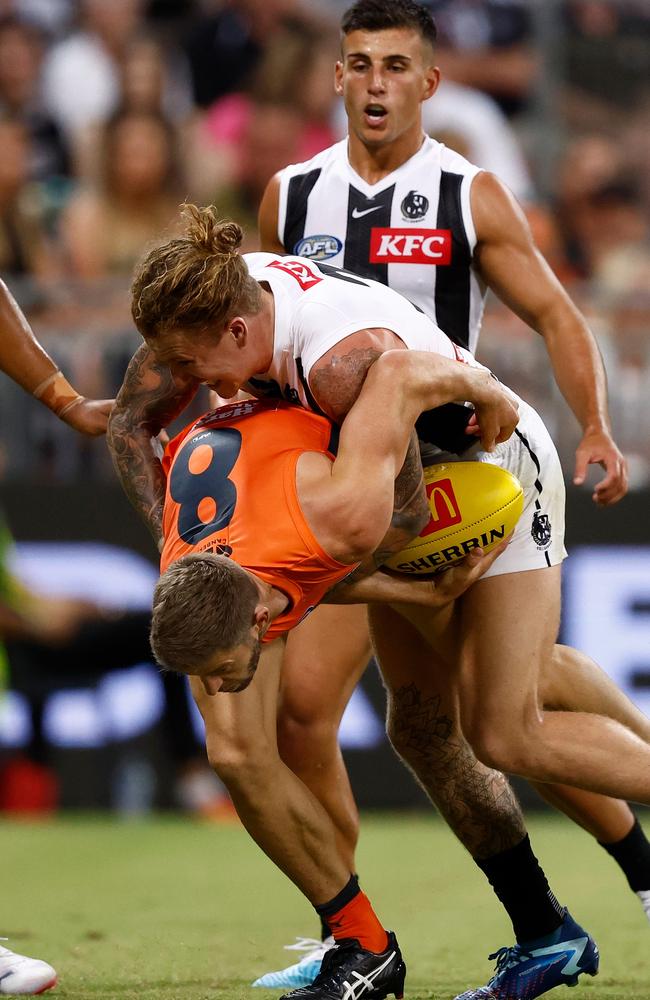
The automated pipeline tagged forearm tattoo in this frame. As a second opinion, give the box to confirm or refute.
[107,344,198,546]
[392,432,428,537]
[388,683,527,858]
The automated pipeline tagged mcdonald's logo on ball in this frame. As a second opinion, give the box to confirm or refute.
[385,462,524,575]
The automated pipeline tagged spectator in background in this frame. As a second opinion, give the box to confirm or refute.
[75,34,193,185]
[554,134,648,282]
[41,0,147,145]
[207,99,307,251]
[5,0,73,37]
[119,34,192,123]
[563,1,650,130]
[184,0,331,109]
[60,109,183,280]
[0,16,71,187]
[0,116,57,285]
[197,22,339,201]
[425,0,537,117]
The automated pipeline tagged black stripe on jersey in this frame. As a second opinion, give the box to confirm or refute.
[344,184,395,283]
[515,428,543,495]
[283,169,322,253]
[515,427,552,567]
[435,171,472,349]
[295,357,328,419]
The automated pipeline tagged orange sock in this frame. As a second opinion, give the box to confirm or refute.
[327,890,388,953]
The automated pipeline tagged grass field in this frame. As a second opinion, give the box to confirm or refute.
[1,812,648,1000]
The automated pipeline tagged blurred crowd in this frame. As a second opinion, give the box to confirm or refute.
[0,0,648,479]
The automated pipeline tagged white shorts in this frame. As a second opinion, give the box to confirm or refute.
[424,397,567,579]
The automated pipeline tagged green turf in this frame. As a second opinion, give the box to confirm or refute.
[0,813,647,999]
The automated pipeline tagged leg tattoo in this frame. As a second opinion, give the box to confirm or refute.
[388,683,527,858]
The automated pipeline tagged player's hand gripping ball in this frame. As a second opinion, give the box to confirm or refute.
[385,462,523,575]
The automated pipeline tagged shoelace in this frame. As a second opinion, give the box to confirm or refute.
[284,937,325,954]
[312,940,361,989]
[488,944,533,977]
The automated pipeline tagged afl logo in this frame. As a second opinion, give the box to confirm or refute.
[294,235,342,260]
[401,190,429,221]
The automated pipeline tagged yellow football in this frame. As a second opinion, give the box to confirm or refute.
[385,461,524,575]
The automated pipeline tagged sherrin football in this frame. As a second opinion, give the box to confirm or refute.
[385,461,524,575]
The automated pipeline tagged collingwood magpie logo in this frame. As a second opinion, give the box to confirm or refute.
[531,510,552,549]
[401,190,429,221]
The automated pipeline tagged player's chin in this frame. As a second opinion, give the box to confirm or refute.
[224,675,254,694]
[356,117,390,141]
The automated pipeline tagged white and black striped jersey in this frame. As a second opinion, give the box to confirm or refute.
[276,137,486,354]
[242,251,483,418]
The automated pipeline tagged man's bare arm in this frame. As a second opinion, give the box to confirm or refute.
[258,174,286,252]
[0,279,113,435]
[107,344,199,548]
[472,170,627,505]
[308,343,519,565]
[324,540,509,609]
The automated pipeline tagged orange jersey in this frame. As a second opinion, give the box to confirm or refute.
[160,399,355,641]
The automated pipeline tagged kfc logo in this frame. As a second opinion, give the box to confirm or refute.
[267,258,323,290]
[369,228,452,265]
[420,478,462,536]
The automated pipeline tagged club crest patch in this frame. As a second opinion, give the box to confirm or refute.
[401,190,429,221]
[531,510,552,550]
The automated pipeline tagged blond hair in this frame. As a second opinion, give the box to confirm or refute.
[131,204,262,340]
[150,553,260,674]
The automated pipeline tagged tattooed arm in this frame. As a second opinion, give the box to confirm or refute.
[323,541,508,608]
[308,332,518,561]
[308,329,428,561]
[107,344,199,549]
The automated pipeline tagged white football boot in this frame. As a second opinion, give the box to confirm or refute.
[0,942,57,995]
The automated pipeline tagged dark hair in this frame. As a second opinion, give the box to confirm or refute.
[131,203,262,340]
[150,554,259,674]
[103,108,181,197]
[341,0,437,48]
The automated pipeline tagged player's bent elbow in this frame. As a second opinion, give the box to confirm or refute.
[332,526,381,566]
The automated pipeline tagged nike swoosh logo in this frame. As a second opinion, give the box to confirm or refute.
[351,206,382,219]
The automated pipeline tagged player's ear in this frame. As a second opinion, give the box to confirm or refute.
[228,316,248,346]
[254,605,270,635]
[334,60,344,96]
[423,64,440,101]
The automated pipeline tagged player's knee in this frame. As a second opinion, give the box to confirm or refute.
[205,735,272,786]
[386,694,453,765]
[465,714,539,774]
[539,643,571,709]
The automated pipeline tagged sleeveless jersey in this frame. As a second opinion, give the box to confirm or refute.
[276,137,485,354]
[160,399,355,642]
[243,251,485,416]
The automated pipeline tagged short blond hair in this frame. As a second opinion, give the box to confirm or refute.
[150,554,259,674]
[131,203,262,340]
